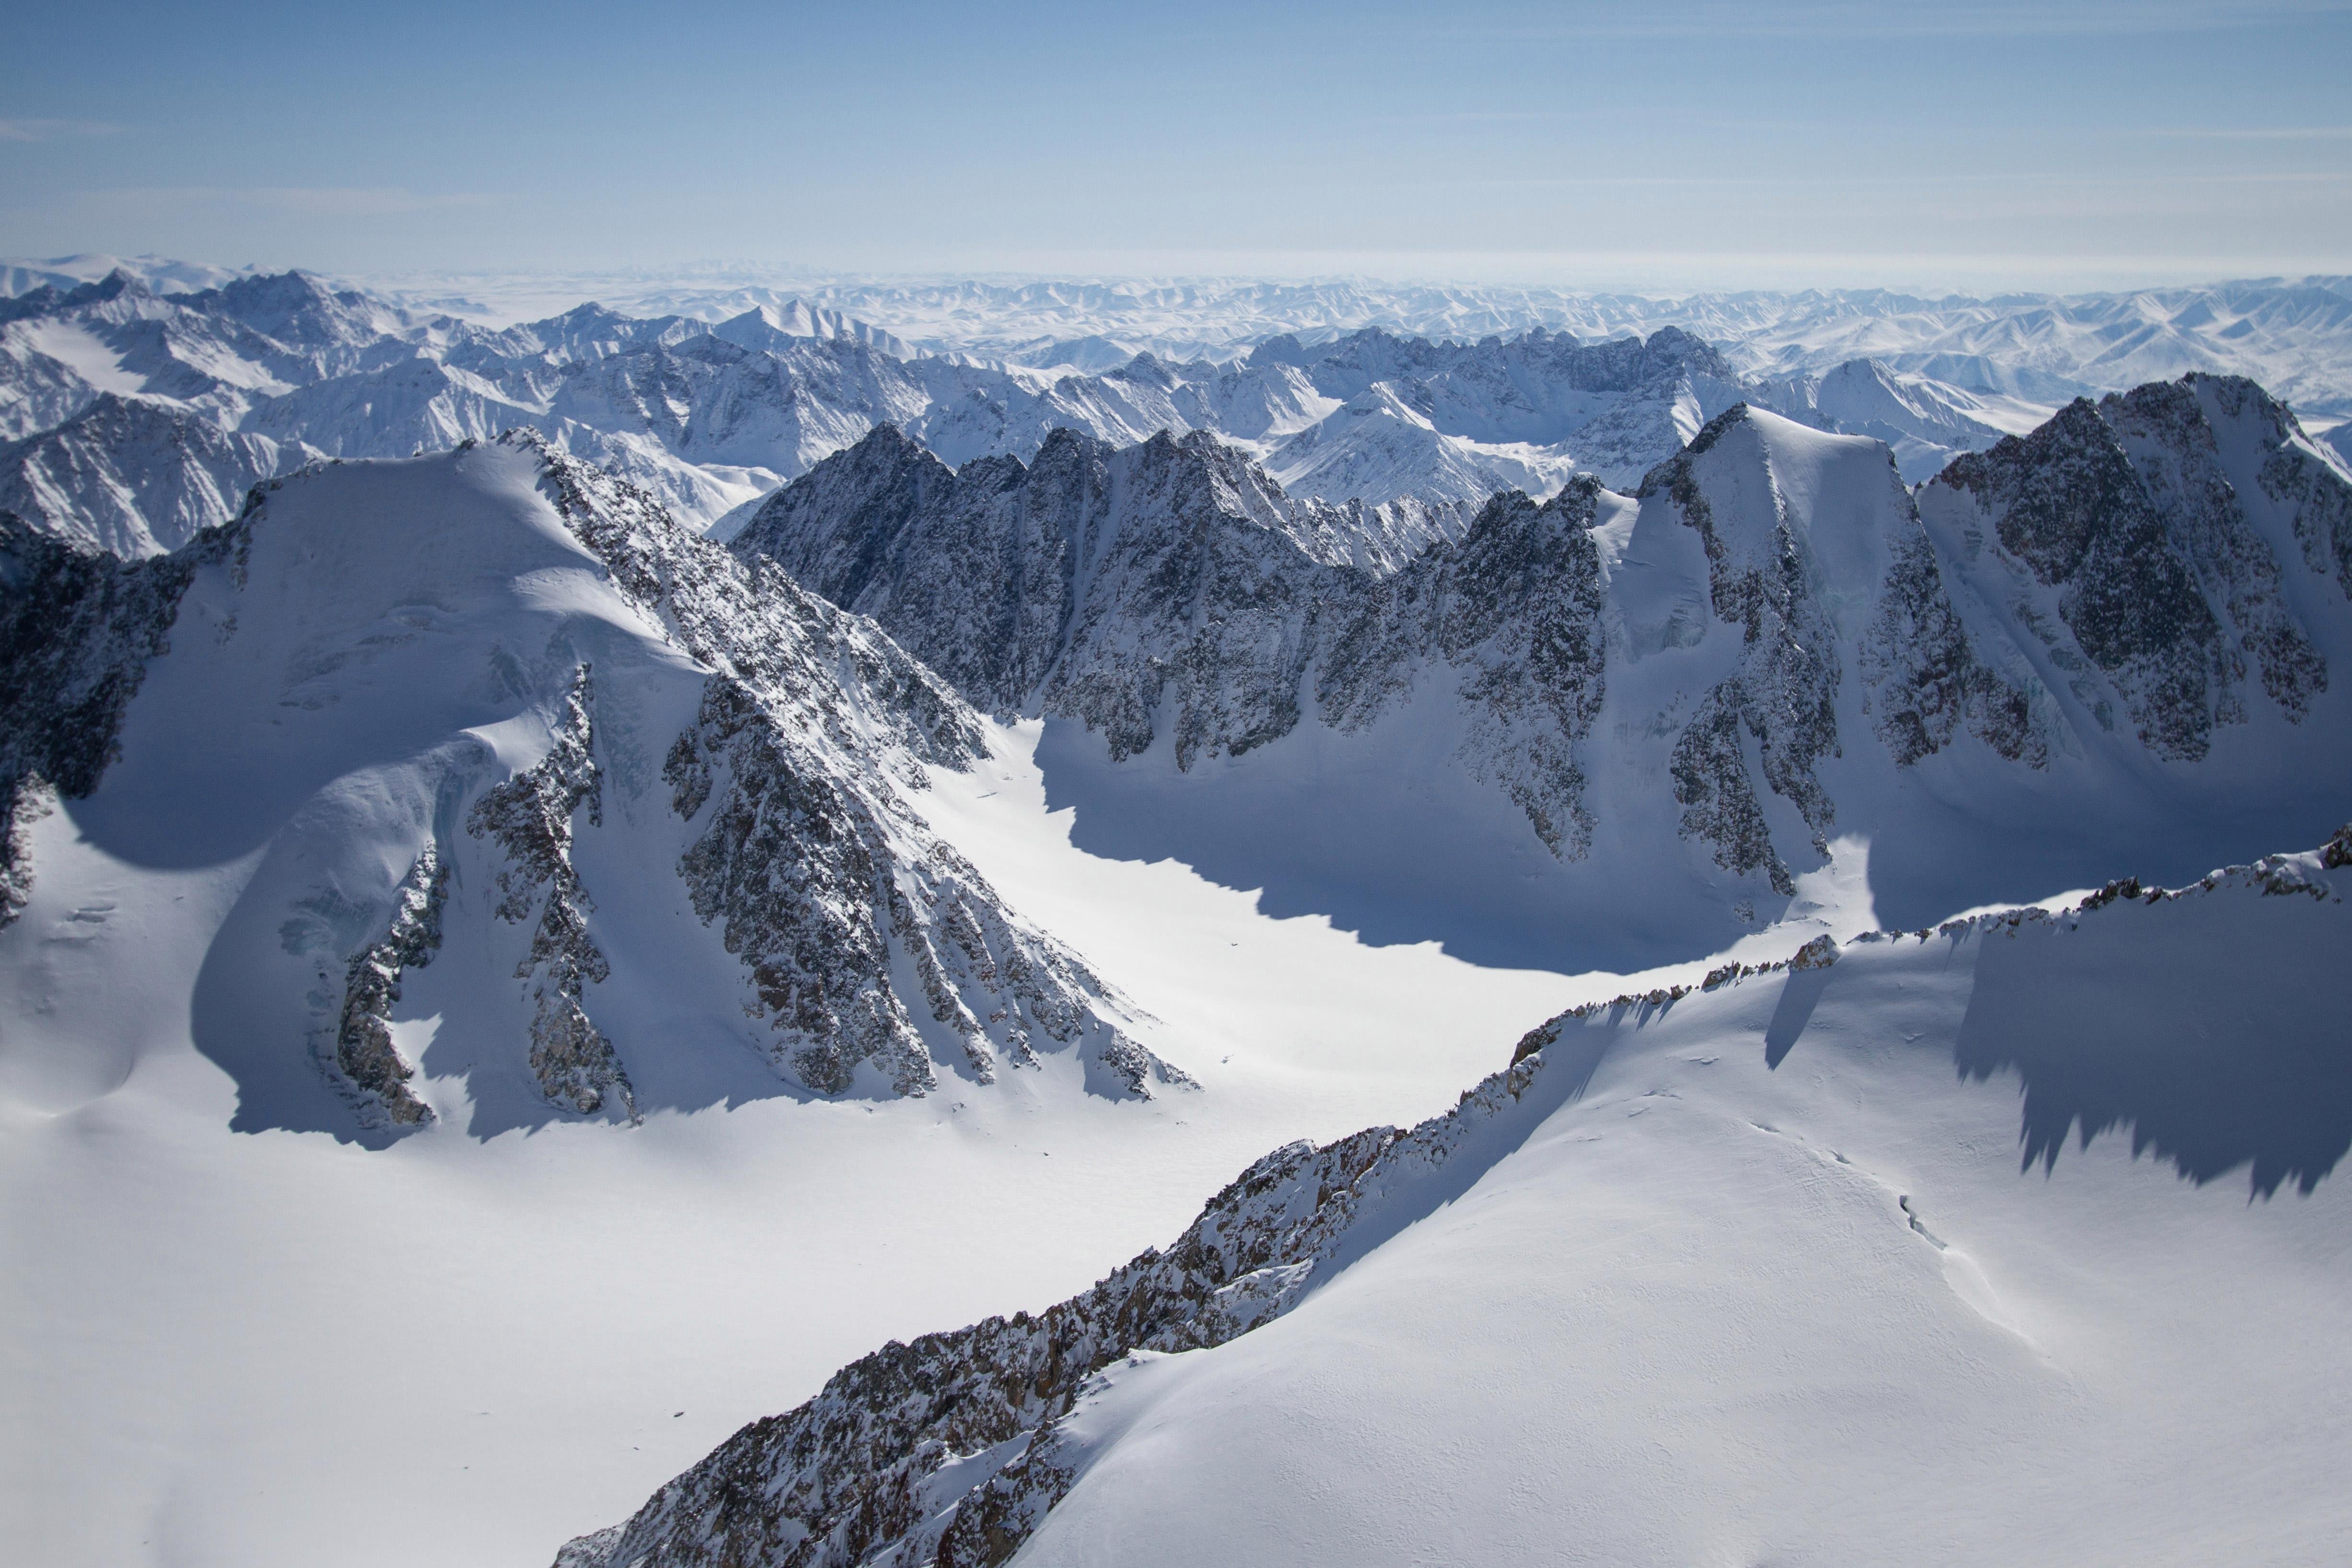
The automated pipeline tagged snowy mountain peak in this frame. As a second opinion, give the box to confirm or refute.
[1,432,1187,1142]
[708,299,912,359]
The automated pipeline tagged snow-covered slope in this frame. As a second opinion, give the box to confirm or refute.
[1755,356,2013,481]
[743,378,2352,969]
[1,434,1185,1145]
[1262,381,1577,506]
[2320,419,2352,474]
[558,827,2352,1568]
[0,392,310,556]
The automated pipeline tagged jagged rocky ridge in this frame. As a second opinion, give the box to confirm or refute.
[0,432,1183,1137]
[556,823,2352,1568]
[740,424,1609,853]
[555,1046,1561,1568]
[331,842,449,1127]
[740,378,2352,928]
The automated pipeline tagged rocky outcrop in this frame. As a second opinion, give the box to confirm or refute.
[0,771,54,932]
[468,664,634,1119]
[1641,411,1848,864]
[330,843,449,1126]
[1857,530,2044,769]
[1318,480,1612,855]
[0,506,230,924]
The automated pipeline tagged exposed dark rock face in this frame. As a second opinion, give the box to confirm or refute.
[0,507,227,926]
[1858,530,2044,769]
[524,433,1183,1102]
[1640,410,1847,860]
[0,771,54,931]
[554,1043,1560,1568]
[1635,406,2042,881]
[1318,480,1612,855]
[331,843,449,1126]
[1667,688,1791,893]
[468,664,634,1119]
[1926,375,2348,760]
[2103,381,2326,724]
[749,387,2352,897]
[739,427,1615,857]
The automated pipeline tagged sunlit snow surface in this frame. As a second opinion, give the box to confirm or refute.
[0,709,1591,1568]
[1019,867,2352,1567]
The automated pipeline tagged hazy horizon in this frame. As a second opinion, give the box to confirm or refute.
[5,0,2348,296]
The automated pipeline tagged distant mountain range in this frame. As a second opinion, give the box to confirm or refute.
[18,258,2292,562]
[313,261,2352,418]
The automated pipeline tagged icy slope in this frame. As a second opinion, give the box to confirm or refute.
[739,381,2352,968]
[1,433,1182,1144]
[0,392,312,555]
[560,829,2352,1568]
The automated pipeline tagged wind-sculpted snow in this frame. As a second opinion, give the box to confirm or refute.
[562,827,2352,1568]
[0,433,1179,1140]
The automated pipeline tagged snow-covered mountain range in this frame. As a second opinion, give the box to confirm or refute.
[738,373,2352,968]
[351,264,2352,421]
[8,250,2352,1568]
[23,360,2338,1135]
[0,261,2085,560]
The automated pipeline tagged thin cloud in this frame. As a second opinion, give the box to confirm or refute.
[0,117,126,142]
[75,186,503,216]
[1419,0,2352,41]
[2140,126,2352,140]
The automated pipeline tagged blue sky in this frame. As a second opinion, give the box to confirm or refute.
[2,0,2348,290]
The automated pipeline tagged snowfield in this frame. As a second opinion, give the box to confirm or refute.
[0,699,1594,1568]
[563,838,2352,1568]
